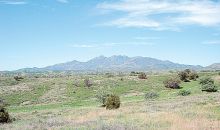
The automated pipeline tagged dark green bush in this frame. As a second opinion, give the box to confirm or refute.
[0,101,11,124]
[14,76,24,81]
[199,77,217,92]
[178,90,191,96]
[188,72,199,81]
[0,107,10,123]
[138,72,147,79]
[199,77,214,85]
[178,69,199,82]
[201,83,217,92]
[105,94,120,110]
[163,77,181,89]
[178,71,189,82]
[144,91,159,100]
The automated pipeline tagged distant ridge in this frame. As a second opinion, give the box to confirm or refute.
[206,63,220,70]
[15,55,205,72]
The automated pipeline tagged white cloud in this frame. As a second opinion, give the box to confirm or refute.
[0,0,26,5]
[97,0,220,30]
[56,0,68,4]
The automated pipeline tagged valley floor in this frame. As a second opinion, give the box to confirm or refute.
[0,72,220,130]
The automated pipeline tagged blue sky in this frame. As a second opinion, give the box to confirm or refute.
[0,0,220,71]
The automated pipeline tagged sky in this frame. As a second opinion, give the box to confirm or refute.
[0,0,220,71]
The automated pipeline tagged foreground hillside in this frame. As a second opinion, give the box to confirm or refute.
[0,71,220,129]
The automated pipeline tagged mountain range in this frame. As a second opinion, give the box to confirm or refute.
[13,55,220,72]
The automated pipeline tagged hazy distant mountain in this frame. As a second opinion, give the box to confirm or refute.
[34,55,203,72]
[206,63,220,70]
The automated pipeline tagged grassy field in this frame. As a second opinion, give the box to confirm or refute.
[0,71,220,130]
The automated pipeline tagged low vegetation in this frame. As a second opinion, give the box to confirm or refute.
[0,101,11,124]
[96,88,111,107]
[144,91,159,100]
[163,77,181,89]
[200,77,217,92]
[84,78,93,88]
[138,72,147,79]
[178,69,199,82]
[13,76,24,81]
[105,94,120,110]
[178,90,191,96]
[0,70,220,129]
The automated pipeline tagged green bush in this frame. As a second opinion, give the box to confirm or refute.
[14,76,24,81]
[163,77,181,89]
[178,69,199,82]
[188,72,199,81]
[105,94,120,110]
[0,101,11,124]
[138,72,147,79]
[144,91,159,100]
[199,77,217,92]
[201,83,217,92]
[178,90,191,96]
[199,77,214,85]
[178,71,189,82]
[96,89,111,107]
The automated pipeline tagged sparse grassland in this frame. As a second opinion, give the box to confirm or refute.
[0,71,220,130]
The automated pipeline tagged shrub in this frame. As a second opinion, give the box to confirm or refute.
[178,90,191,96]
[178,69,199,82]
[199,77,214,85]
[14,76,24,81]
[144,91,159,100]
[0,107,11,123]
[105,94,120,110]
[188,72,199,81]
[96,89,111,107]
[218,72,220,75]
[105,73,114,78]
[84,78,93,88]
[0,101,11,124]
[138,72,147,79]
[199,77,217,92]
[178,71,189,82]
[164,77,181,89]
[201,83,218,92]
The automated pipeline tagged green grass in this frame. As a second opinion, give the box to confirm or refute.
[1,72,220,130]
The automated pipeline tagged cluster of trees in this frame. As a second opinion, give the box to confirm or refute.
[163,69,218,94]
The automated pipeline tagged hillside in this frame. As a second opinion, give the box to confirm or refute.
[206,63,220,70]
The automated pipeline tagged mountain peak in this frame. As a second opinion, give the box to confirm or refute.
[38,55,203,72]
